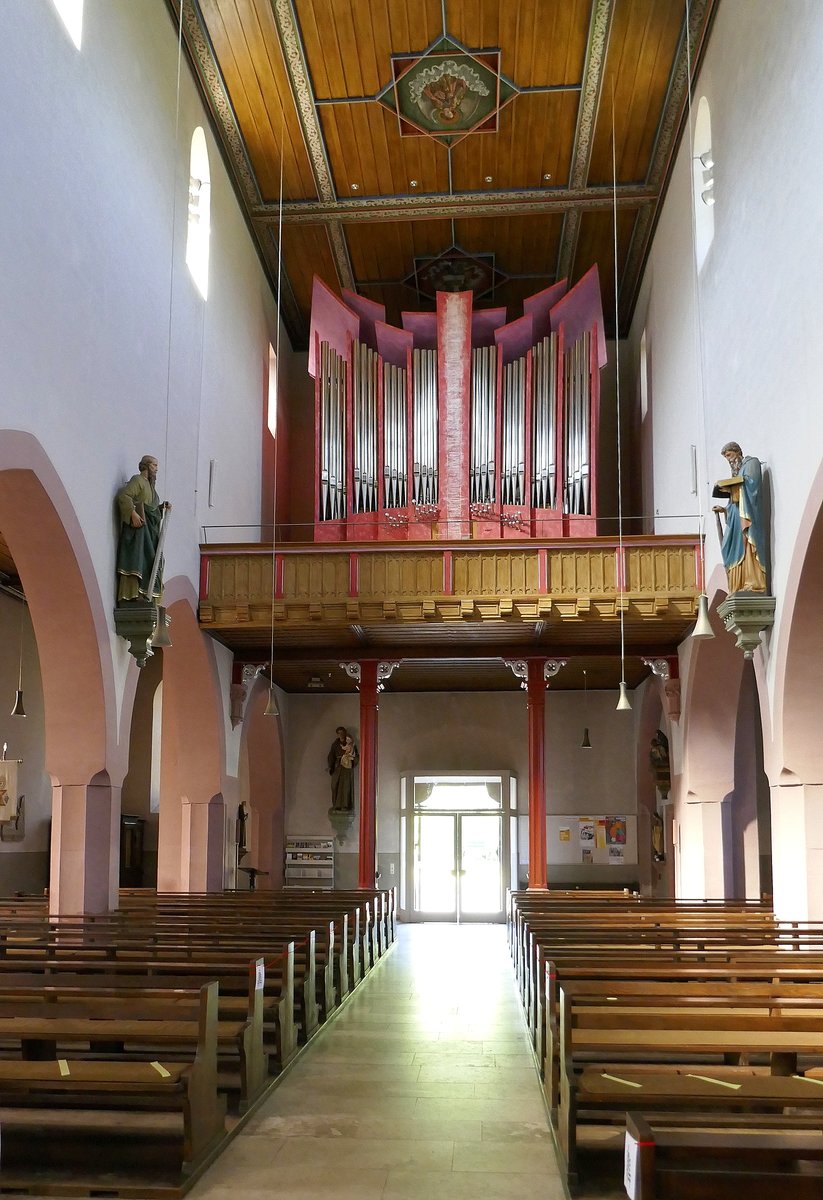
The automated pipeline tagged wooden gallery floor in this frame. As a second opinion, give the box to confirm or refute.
[190,923,573,1200]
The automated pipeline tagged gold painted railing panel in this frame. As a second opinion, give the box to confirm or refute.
[199,538,701,632]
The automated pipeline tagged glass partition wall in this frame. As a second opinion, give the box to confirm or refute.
[401,772,517,922]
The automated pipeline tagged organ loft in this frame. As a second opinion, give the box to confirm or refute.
[310,267,605,543]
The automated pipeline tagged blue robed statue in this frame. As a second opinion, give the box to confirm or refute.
[712,441,767,594]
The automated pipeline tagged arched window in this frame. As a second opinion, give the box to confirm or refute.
[267,344,278,437]
[692,96,714,272]
[51,0,83,49]
[186,128,211,300]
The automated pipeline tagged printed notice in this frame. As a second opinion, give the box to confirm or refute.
[609,845,625,864]
[559,827,571,843]
[579,818,594,846]
[624,1130,639,1199]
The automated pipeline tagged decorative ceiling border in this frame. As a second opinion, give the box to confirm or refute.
[557,0,615,281]
[176,0,260,206]
[169,0,307,345]
[268,0,355,293]
[254,185,653,225]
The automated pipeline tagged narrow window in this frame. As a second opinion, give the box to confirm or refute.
[186,128,211,300]
[267,345,278,437]
[692,97,714,272]
[51,0,83,49]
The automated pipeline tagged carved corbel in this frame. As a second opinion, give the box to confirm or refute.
[504,660,529,690]
[643,657,681,722]
[544,659,568,682]
[376,661,400,692]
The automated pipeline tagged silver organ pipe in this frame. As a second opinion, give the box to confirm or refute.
[382,361,408,508]
[352,340,378,514]
[563,329,591,516]
[412,348,438,504]
[500,354,526,506]
[319,341,346,520]
[470,345,497,503]
[531,332,557,509]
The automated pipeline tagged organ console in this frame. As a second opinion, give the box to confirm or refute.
[309,267,606,543]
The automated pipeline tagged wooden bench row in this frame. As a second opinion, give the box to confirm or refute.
[0,887,396,1195]
[506,891,823,1195]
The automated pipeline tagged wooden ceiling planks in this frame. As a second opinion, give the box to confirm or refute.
[453,213,563,279]
[199,0,317,200]
[184,0,717,342]
[318,103,450,198]
[297,0,444,98]
[573,207,638,330]
[346,219,446,284]
[450,91,580,192]
[281,224,340,313]
[588,0,684,186]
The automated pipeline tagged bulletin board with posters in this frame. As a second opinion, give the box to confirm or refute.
[549,814,637,866]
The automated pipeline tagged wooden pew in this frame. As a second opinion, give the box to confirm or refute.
[625,1111,823,1200]
[556,989,823,1188]
[0,980,226,1175]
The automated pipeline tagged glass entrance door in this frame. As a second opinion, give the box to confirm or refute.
[412,805,504,921]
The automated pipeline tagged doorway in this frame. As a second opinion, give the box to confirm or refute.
[402,774,516,922]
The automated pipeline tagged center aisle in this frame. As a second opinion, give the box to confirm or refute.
[190,923,565,1200]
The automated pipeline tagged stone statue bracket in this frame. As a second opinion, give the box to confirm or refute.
[717,594,776,659]
[328,806,355,846]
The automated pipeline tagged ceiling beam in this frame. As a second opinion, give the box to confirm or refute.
[228,642,687,665]
[253,185,653,226]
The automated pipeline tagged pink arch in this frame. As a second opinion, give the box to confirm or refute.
[772,456,823,782]
[0,432,116,782]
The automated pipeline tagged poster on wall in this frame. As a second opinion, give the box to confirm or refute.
[559,827,571,843]
[595,819,607,850]
[609,844,625,865]
[606,817,627,846]
[0,761,20,822]
[578,818,594,847]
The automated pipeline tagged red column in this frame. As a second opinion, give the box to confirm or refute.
[526,659,547,889]
[358,660,379,888]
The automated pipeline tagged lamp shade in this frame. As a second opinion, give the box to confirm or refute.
[616,681,632,711]
[691,593,715,639]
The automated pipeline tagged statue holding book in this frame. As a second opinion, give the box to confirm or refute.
[712,442,767,594]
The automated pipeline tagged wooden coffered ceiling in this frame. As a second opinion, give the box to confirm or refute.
[174,0,717,346]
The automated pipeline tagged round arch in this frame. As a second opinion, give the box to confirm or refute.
[0,431,117,912]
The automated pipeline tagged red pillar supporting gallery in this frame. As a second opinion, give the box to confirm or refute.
[526,659,548,889]
[358,660,379,889]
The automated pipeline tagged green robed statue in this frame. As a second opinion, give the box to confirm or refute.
[116,455,171,602]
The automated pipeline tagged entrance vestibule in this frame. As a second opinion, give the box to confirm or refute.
[401,772,517,922]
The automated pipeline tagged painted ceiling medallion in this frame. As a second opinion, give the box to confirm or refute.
[408,245,507,301]
[378,37,518,147]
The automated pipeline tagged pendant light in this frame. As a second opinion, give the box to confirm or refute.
[10,609,25,717]
[581,669,592,748]
[611,86,632,712]
[263,112,285,720]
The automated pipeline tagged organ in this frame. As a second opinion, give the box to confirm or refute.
[309,267,607,543]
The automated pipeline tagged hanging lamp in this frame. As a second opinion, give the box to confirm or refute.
[10,608,25,717]
[263,112,285,719]
[610,86,632,712]
[581,669,592,748]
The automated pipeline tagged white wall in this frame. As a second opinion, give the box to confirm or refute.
[283,688,637,889]
[632,0,823,714]
[628,1,823,905]
[0,1,295,797]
